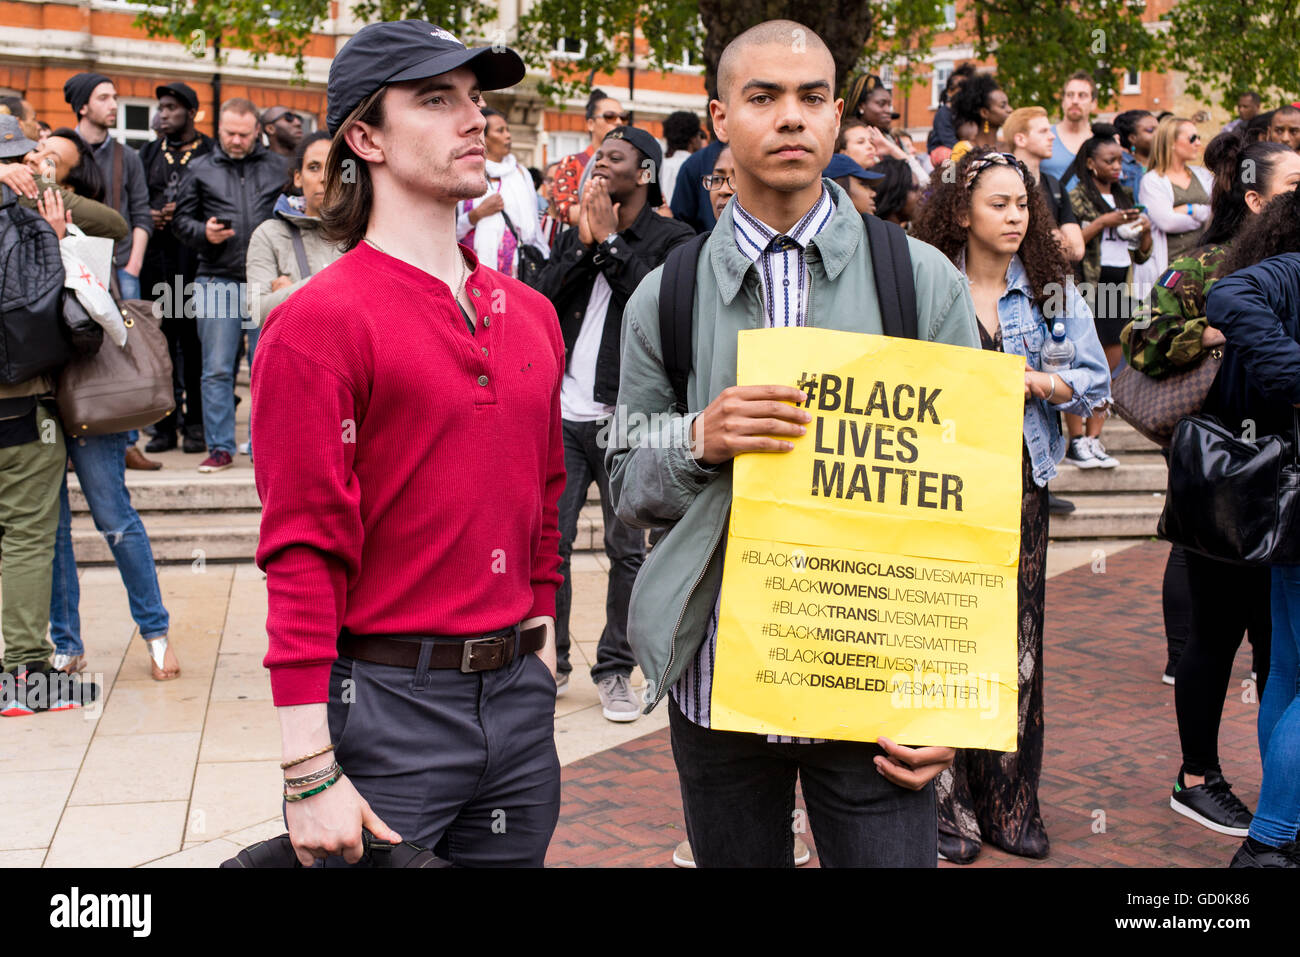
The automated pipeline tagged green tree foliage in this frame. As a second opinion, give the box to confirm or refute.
[968,0,1165,109]
[1165,0,1300,111]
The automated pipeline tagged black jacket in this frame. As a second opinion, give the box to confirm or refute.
[533,201,695,407]
[1205,252,1300,439]
[172,142,286,280]
[139,132,215,290]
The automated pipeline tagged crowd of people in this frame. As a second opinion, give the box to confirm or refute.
[2,15,1299,870]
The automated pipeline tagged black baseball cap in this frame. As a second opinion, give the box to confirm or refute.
[600,126,664,207]
[326,20,525,136]
[156,81,199,112]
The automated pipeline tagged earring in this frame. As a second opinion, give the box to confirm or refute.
[983,120,990,134]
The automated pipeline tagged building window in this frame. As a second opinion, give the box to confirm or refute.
[114,98,155,149]
[1122,68,1141,95]
[931,60,953,110]
[942,3,957,29]
[879,64,895,89]
[546,131,588,166]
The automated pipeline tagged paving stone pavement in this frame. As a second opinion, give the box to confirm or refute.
[0,539,1261,867]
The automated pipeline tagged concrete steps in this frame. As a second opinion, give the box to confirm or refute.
[69,417,1169,564]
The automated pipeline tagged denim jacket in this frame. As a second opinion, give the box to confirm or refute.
[962,253,1112,486]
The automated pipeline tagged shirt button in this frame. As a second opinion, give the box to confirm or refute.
[471,288,481,298]
[783,279,790,286]
[477,375,489,387]
[481,346,489,355]
[482,316,490,327]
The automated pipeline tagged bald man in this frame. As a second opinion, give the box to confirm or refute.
[607,19,976,868]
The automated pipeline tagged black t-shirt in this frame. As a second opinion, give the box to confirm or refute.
[1038,171,1078,228]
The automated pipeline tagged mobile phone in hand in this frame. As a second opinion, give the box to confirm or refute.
[215,217,233,229]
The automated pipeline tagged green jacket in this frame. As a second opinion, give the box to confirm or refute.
[605,179,980,712]
[1067,180,1151,291]
[18,178,129,241]
[1121,243,1229,378]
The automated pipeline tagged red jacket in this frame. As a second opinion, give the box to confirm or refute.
[252,241,566,705]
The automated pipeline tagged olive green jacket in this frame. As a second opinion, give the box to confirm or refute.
[605,179,980,712]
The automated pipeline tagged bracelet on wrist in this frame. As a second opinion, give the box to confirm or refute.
[284,767,343,803]
[1047,374,1058,401]
[285,760,341,789]
[281,744,334,771]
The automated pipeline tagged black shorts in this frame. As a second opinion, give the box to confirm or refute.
[1092,264,1132,347]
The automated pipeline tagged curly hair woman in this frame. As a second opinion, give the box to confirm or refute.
[912,148,1112,864]
[948,73,1012,150]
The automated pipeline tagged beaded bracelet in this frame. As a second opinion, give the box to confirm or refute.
[284,767,343,803]
[281,744,334,770]
[285,761,341,789]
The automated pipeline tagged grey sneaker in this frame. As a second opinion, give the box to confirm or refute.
[596,674,640,722]
[555,672,569,696]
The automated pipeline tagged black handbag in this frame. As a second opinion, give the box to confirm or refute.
[500,210,546,288]
[1157,410,1300,565]
[220,828,452,868]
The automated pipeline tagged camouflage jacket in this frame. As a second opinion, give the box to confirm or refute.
[1121,243,1230,379]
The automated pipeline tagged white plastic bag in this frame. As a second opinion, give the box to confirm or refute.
[61,225,128,347]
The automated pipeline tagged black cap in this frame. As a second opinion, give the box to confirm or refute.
[156,81,199,112]
[64,73,112,115]
[600,125,664,207]
[326,21,525,136]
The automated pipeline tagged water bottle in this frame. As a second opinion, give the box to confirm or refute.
[1040,321,1075,374]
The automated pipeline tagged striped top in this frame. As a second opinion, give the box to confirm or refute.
[671,186,834,743]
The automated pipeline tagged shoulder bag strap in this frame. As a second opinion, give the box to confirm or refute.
[289,224,312,279]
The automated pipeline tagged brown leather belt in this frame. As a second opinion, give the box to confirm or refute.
[338,624,546,673]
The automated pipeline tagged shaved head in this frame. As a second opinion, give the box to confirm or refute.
[717,19,834,103]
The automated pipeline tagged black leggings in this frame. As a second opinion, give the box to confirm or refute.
[1174,548,1272,777]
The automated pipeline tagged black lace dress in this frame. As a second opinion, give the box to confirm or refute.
[935,320,1051,862]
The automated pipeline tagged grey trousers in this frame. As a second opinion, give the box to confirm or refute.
[322,646,561,867]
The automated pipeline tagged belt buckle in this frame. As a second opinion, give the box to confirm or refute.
[460,635,506,673]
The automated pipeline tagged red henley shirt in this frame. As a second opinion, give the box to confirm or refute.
[252,241,566,706]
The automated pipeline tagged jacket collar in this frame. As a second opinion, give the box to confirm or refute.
[619,200,661,242]
[710,177,863,304]
[955,249,1033,300]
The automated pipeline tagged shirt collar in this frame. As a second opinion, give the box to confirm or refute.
[731,187,833,264]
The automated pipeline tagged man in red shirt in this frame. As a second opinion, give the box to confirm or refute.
[252,20,566,867]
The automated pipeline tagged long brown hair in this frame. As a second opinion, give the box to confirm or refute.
[911,148,1070,310]
[320,87,387,251]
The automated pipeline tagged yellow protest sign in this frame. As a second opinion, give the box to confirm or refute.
[711,328,1024,750]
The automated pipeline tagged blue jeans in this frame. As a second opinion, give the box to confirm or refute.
[193,276,258,455]
[50,431,169,655]
[116,268,140,302]
[1252,567,1300,846]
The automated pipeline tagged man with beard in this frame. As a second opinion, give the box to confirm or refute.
[1040,71,1097,187]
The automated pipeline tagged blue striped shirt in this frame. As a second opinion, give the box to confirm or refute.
[671,186,834,742]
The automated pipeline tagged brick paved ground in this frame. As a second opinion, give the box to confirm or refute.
[547,541,1261,867]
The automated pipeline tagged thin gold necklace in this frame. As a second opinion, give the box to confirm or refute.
[365,236,467,296]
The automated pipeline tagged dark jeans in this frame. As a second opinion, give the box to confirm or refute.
[320,644,561,867]
[156,316,204,438]
[555,417,643,682]
[1176,549,1271,777]
[668,699,938,867]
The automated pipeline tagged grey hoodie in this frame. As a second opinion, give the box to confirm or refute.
[244,193,342,327]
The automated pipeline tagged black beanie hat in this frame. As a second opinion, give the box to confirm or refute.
[64,73,113,115]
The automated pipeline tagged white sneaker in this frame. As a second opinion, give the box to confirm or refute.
[1087,436,1119,468]
[238,441,251,456]
[596,674,641,722]
[1064,436,1101,468]
[671,837,811,867]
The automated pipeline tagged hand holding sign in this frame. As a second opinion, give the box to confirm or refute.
[690,385,811,465]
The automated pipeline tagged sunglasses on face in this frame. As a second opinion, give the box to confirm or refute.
[1186,133,1200,144]
[596,111,631,124]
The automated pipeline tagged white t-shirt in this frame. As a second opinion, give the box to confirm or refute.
[659,151,689,206]
[1098,193,1132,269]
[559,273,617,421]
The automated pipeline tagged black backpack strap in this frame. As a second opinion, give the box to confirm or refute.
[862,213,918,340]
[658,231,710,413]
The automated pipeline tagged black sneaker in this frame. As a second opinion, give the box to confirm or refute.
[1230,837,1300,868]
[0,665,99,717]
[145,431,178,453]
[1047,492,1075,515]
[1171,770,1252,836]
[1065,436,1102,468]
[182,429,206,454]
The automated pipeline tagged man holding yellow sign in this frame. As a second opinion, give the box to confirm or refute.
[607,20,983,867]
